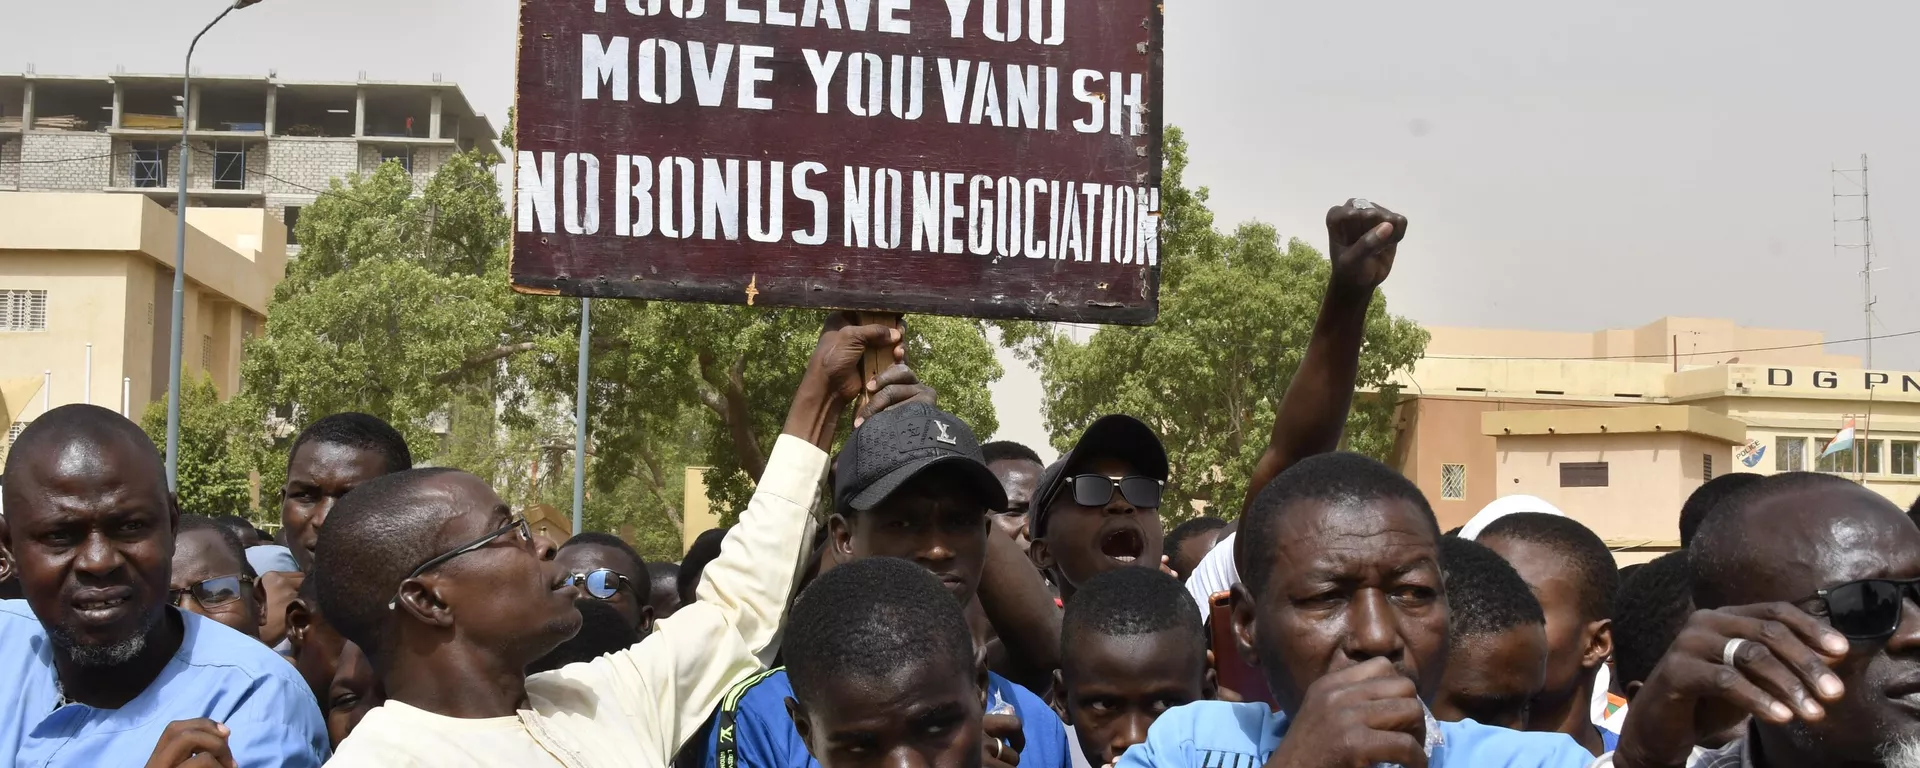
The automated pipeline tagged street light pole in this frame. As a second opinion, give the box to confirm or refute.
[168,0,261,490]
[572,298,591,535]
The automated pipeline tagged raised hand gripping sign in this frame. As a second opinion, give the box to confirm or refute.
[512,0,1164,324]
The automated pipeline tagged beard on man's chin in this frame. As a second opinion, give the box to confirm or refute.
[47,609,163,668]
[1882,738,1920,768]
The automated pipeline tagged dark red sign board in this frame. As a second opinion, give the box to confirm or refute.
[512,0,1163,324]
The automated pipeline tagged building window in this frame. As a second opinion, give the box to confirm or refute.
[1702,454,1714,481]
[212,142,246,190]
[1894,441,1918,476]
[1440,464,1467,500]
[1816,439,1858,474]
[0,289,48,332]
[1865,440,1884,474]
[381,146,413,172]
[132,142,167,188]
[6,421,26,446]
[1561,461,1609,488]
[284,206,302,245]
[1776,437,1806,472]
[201,335,213,370]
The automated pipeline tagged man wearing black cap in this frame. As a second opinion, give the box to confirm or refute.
[1028,414,1172,603]
[700,403,1070,768]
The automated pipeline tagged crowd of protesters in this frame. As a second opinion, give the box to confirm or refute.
[1,200,1914,768]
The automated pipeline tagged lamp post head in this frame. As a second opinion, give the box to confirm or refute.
[234,0,264,7]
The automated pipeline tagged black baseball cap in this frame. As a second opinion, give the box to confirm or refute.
[834,403,1008,516]
[1030,414,1169,538]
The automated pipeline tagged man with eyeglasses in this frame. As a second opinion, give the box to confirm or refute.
[1607,471,1920,768]
[171,514,266,639]
[0,405,328,767]
[316,316,922,767]
[1027,414,1172,604]
[553,531,653,634]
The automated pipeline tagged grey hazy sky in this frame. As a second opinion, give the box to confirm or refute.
[10,1,1917,459]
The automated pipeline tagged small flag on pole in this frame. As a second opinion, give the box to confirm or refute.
[1821,418,1857,458]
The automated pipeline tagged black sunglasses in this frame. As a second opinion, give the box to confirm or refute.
[388,515,532,610]
[564,569,634,600]
[1065,474,1163,510]
[170,574,253,609]
[1809,577,1920,640]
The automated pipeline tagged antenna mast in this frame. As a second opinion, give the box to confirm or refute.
[1834,154,1877,367]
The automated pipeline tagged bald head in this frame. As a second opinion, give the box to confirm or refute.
[1692,472,1908,609]
[2,405,178,670]
[1692,472,1920,762]
[312,467,467,656]
[2,404,165,525]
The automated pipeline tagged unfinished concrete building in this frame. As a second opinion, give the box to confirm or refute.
[0,70,501,252]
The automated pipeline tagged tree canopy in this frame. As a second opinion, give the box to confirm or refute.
[999,128,1428,523]
[139,374,258,519]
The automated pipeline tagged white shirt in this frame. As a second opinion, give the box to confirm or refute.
[325,435,826,768]
[1185,532,1239,617]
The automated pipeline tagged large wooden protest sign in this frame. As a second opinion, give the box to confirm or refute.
[512,0,1163,324]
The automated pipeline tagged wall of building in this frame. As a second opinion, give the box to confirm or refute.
[1492,431,1729,544]
[264,137,357,195]
[122,257,159,420]
[1396,396,1629,529]
[411,145,455,193]
[1396,357,1671,402]
[0,138,19,189]
[18,133,110,190]
[0,250,133,418]
[1425,317,1859,370]
[0,193,283,425]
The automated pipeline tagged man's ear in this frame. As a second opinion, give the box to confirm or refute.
[396,574,455,628]
[1229,583,1260,669]
[976,654,992,707]
[828,514,856,559]
[637,604,656,638]
[1028,537,1055,573]
[1202,655,1219,701]
[1048,668,1070,724]
[286,598,314,653]
[0,513,14,582]
[252,578,269,630]
[1624,680,1642,701]
[1581,618,1614,671]
[786,696,816,758]
[164,494,182,558]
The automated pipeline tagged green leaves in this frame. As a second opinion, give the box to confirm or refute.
[141,375,260,520]
[1006,128,1428,524]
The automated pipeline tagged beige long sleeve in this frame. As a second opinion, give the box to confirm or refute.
[327,434,826,768]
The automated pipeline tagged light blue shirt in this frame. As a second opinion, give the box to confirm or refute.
[245,544,301,577]
[1115,700,1594,768]
[700,668,1069,768]
[0,599,329,767]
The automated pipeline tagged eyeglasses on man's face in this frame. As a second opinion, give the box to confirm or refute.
[388,515,533,610]
[1809,576,1920,640]
[170,574,253,609]
[1064,474,1164,509]
[563,568,634,600]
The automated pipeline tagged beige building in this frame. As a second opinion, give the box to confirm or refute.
[0,192,285,446]
[1387,317,1913,563]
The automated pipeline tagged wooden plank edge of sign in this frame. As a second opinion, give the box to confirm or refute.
[506,276,1162,327]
